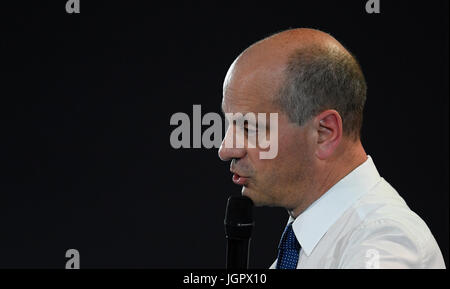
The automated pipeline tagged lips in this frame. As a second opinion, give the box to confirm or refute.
[232,173,249,186]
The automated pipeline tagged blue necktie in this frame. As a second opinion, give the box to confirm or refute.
[276,222,301,269]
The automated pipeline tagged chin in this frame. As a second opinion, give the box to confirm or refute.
[241,186,255,202]
[241,186,269,207]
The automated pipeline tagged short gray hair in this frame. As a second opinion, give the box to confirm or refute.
[275,45,367,140]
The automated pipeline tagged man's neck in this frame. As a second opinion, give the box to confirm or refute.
[289,141,367,219]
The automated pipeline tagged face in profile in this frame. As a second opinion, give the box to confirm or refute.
[218,59,316,211]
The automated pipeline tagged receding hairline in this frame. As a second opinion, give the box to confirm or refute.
[236,28,352,68]
[271,31,367,140]
[223,28,367,141]
[226,28,355,97]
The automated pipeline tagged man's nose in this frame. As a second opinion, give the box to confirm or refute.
[218,125,246,161]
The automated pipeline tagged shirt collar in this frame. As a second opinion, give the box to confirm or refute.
[288,155,381,256]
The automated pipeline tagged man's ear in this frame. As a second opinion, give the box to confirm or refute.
[314,110,342,160]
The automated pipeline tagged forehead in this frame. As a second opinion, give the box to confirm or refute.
[222,61,284,115]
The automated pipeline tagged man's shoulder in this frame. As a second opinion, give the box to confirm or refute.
[327,178,445,268]
[343,177,432,240]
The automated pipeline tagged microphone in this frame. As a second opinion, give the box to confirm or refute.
[224,195,254,269]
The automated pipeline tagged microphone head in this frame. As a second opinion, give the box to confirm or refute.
[224,195,254,240]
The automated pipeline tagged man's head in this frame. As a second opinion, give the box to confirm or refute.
[218,28,368,217]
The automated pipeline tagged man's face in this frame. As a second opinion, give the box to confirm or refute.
[218,61,316,211]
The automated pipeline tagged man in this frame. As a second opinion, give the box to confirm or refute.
[218,28,445,269]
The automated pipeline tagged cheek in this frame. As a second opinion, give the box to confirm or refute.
[275,131,302,161]
[264,132,308,177]
[251,139,296,177]
[248,128,307,176]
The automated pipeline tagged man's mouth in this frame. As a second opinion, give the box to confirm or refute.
[232,173,249,186]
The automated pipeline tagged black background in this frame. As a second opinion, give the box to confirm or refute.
[0,0,448,268]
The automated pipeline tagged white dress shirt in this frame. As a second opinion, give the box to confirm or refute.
[270,156,446,269]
